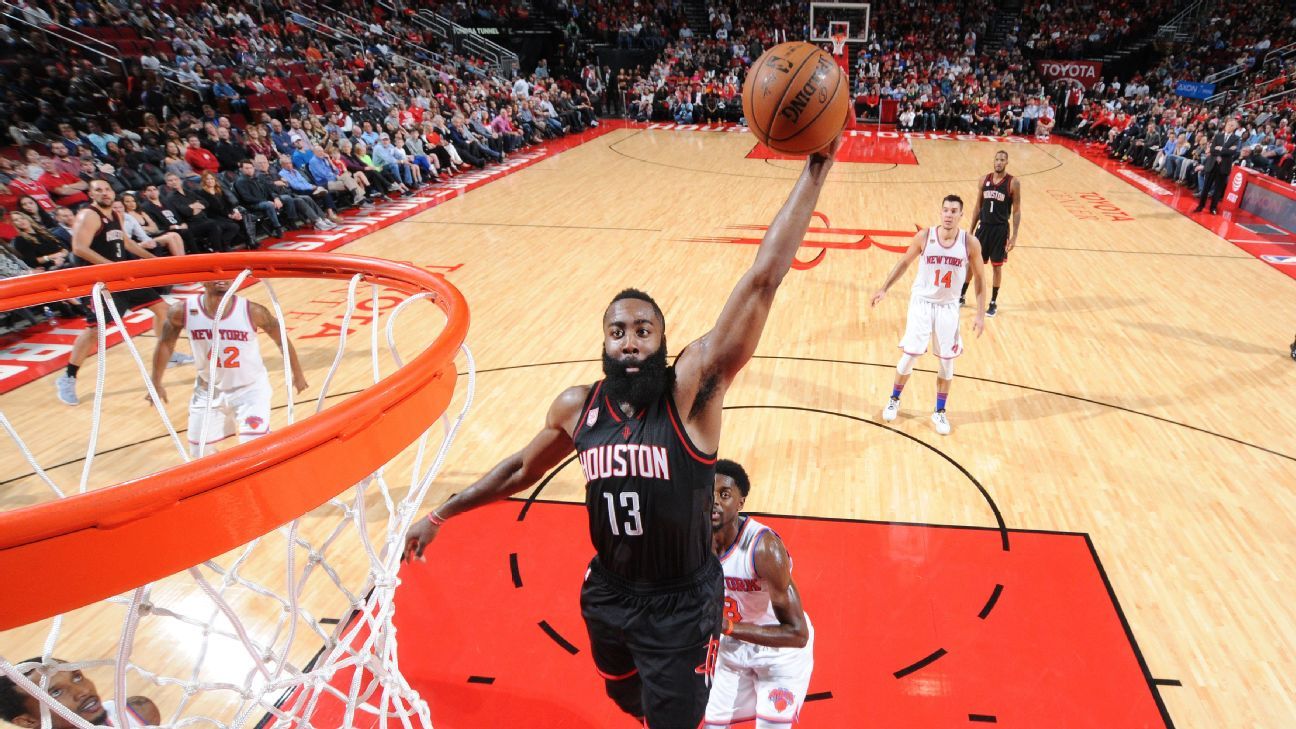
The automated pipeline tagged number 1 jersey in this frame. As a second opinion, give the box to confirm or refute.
[573,378,717,584]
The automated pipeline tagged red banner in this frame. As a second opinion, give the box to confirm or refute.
[1034,60,1103,89]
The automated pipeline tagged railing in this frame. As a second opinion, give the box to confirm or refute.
[1204,39,1296,101]
[1157,0,1205,39]
[0,7,125,76]
[0,0,119,54]
[299,2,445,72]
[0,6,199,117]
[383,1,517,78]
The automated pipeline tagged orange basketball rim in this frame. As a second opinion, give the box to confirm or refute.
[0,253,469,630]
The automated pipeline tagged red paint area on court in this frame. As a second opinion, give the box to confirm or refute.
[285,501,1170,728]
[746,133,919,165]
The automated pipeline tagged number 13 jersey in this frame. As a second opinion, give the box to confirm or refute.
[185,296,268,391]
[573,378,717,584]
[911,226,968,305]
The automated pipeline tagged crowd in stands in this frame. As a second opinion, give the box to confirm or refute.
[1017,0,1181,59]
[3,0,1296,332]
[1070,1,1296,195]
[0,0,599,333]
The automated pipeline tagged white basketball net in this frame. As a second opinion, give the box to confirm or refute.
[0,270,474,729]
[829,21,849,56]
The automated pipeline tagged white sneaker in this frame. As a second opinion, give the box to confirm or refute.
[932,410,951,435]
[55,375,79,406]
[168,352,194,368]
[882,398,900,422]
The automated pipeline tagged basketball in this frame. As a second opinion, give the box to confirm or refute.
[742,41,850,155]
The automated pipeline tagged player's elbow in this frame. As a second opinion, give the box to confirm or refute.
[745,267,786,298]
[787,623,810,648]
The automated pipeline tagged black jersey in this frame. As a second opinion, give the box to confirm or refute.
[572,378,717,585]
[979,172,1013,228]
[77,206,127,264]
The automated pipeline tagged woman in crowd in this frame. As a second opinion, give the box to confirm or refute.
[16,195,55,229]
[121,192,186,256]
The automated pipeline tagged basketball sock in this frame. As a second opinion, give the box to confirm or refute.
[936,393,947,412]
[66,364,79,379]
[992,286,1000,303]
[891,384,904,400]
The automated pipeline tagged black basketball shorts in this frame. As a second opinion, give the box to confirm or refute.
[580,556,723,729]
[82,287,165,326]
[976,223,1010,266]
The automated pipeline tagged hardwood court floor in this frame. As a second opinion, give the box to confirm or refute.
[2,127,1294,727]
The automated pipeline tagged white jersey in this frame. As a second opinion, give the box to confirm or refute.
[910,226,968,305]
[720,516,784,627]
[101,699,146,727]
[185,295,268,391]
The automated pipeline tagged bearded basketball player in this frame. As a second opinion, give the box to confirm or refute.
[960,149,1021,317]
[54,180,191,407]
[403,137,841,727]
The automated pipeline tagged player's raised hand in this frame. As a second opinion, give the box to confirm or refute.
[808,134,843,177]
[402,517,442,562]
[972,314,986,338]
[870,289,887,307]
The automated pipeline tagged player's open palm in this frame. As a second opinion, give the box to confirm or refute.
[402,518,441,562]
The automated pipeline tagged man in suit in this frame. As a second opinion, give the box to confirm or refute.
[1194,118,1242,215]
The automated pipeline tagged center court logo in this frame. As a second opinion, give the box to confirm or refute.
[685,212,913,270]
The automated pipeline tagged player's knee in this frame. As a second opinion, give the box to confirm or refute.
[897,353,918,376]
[603,675,644,718]
[938,357,955,379]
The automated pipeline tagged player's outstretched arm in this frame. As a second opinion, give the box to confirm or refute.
[726,533,810,649]
[402,385,587,561]
[250,302,308,393]
[965,235,987,336]
[674,137,840,409]
[870,230,926,306]
[147,302,187,403]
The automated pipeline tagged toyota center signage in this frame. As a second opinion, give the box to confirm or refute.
[1034,60,1103,88]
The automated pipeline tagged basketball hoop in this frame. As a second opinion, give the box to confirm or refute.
[0,252,473,729]
[829,20,849,56]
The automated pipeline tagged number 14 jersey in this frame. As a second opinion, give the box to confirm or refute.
[912,226,968,305]
[573,378,717,585]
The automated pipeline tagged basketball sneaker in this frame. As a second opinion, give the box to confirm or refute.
[931,409,951,435]
[168,352,194,367]
[986,302,998,317]
[882,398,900,422]
[55,375,79,406]
[1290,340,1296,361]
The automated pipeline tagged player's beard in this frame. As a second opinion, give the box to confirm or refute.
[602,339,671,414]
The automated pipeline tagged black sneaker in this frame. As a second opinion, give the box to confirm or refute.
[986,302,998,317]
[1290,340,1296,362]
